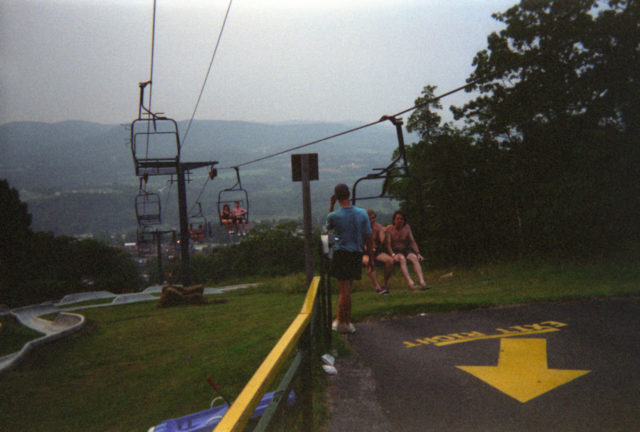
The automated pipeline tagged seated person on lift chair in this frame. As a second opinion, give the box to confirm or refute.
[230,201,248,235]
[220,204,234,234]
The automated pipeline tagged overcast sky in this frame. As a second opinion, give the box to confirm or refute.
[1,0,517,126]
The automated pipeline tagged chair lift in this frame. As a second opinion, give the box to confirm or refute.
[130,81,181,177]
[217,167,249,225]
[351,115,411,204]
[135,177,162,226]
[189,201,209,242]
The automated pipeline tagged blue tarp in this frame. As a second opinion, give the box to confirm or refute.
[150,390,295,432]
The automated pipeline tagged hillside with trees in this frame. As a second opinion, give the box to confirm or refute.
[0,180,139,307]
[1,120,404,238]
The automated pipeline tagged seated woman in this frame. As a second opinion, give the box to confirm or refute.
[386,210,429,290]
[220,204,234,234]
[362,209,393,295]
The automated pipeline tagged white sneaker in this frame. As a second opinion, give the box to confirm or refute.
[321,353,336,366]
[322,364,338,375]
[331,319,339,332]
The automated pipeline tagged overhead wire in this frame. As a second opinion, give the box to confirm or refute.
[147,0,480,197]
[141,0,233,218]
[217,78,486,170]
[142,0,492,174]
[189,175,213,214]
[134,0,504,232]
[182,0,234,146]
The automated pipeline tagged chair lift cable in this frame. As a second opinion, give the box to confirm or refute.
[189,175,213,215]
[182,0,234,147]
[217,77,490,170]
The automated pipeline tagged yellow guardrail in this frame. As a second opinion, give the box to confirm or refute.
[213,275,320,432]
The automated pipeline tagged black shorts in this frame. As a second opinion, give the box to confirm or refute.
[371,249,386,267]
[331,250,363,281]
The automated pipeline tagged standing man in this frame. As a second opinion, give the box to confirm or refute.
[327,183,374,333]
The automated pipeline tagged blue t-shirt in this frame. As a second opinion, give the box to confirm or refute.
[326,205,371,253]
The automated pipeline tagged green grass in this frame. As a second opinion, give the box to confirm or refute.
[0,285,306,431]
[348,257,640,320]
[1,259,639,431]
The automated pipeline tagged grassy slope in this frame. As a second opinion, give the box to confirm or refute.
[350,259,640,320]
[1,260,639,431]
[0,286,305,432]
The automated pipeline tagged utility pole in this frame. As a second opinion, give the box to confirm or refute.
[177,163,191,286]
[176,162,218,287]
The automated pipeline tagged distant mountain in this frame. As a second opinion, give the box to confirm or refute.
[0,120,412,237]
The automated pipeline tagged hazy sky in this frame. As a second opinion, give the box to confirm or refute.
[1,0,517,126]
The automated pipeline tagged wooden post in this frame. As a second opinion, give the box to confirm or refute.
[155,230,163,284]
[291,153,318,430]
[291,153,318,287]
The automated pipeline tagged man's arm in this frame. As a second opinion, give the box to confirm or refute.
[408,226,424,261]
[329,194,337,214]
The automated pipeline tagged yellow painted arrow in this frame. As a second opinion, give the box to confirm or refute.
[457,338,590,403]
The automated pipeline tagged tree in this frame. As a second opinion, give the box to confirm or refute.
[183,222,306,284]
[388,87,518,265]
[0,180,34,303]
[399,0,640,261]
[0,179,32,239]
[393,0,639,263]
[1,179,139,307]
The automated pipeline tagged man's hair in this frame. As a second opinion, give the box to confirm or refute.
[334,183,350,201]
[393,210,406,223]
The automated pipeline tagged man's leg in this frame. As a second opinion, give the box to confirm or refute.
[394,254,415,289]
[363,255,381,291]
[337,279,352,324]
[378,253,394,288]
[407,254,426,287]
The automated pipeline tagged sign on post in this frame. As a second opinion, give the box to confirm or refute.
[291,153,318,182]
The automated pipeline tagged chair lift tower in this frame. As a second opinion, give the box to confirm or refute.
[130,81,217,285]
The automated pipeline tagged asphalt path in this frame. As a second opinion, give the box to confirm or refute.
[326,297,640,432]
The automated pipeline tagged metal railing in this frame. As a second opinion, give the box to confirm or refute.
[213,275,323,432]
